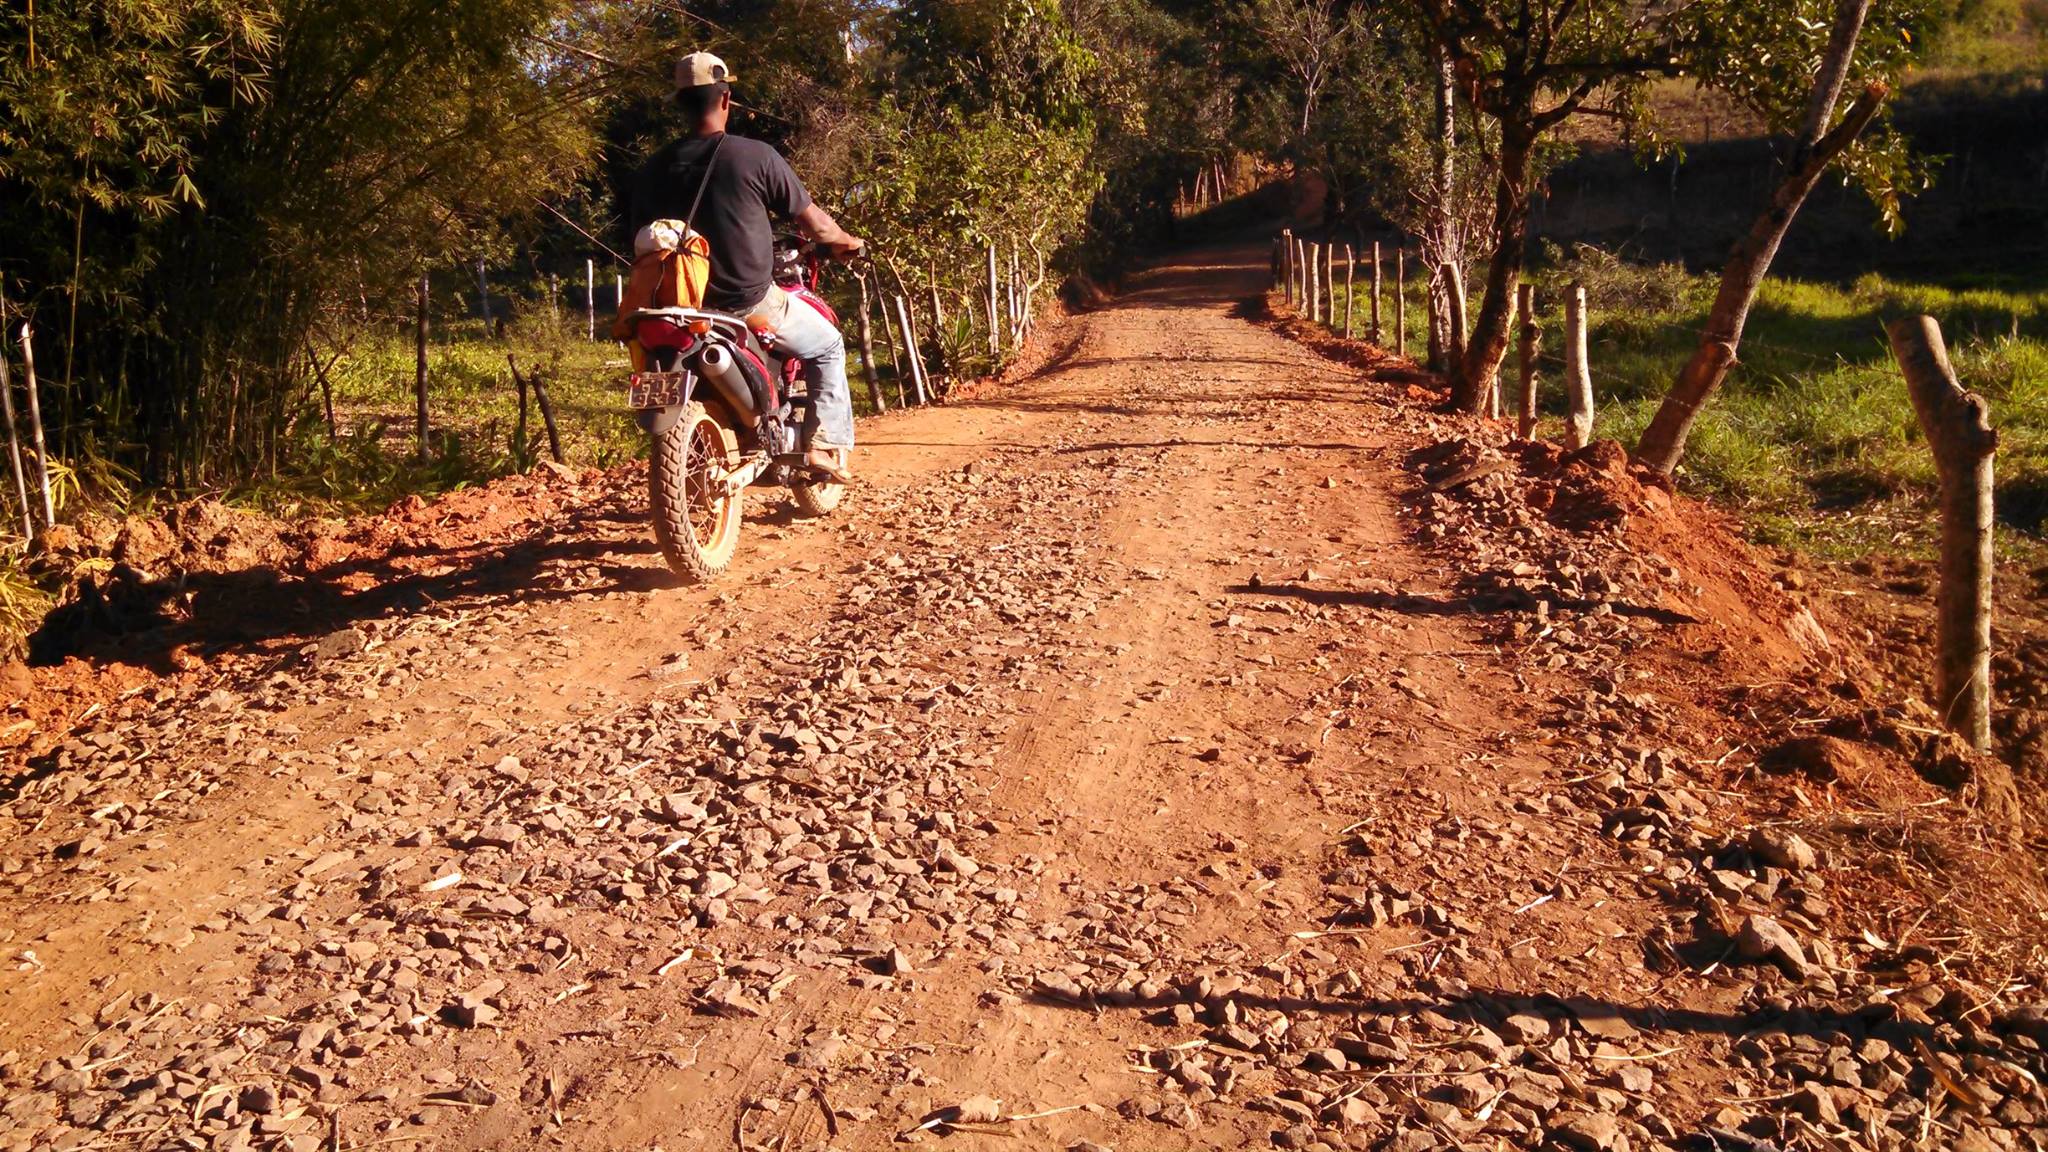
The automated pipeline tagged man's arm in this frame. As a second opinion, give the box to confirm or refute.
[795,203,863,260]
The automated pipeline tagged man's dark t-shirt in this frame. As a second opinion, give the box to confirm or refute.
[631,133,812,313]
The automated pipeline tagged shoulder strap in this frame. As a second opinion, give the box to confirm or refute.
[682,134,727,241]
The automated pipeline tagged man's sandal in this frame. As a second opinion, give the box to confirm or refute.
[804,448,854,484]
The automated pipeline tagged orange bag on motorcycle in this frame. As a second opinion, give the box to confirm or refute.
[612,225,711,343]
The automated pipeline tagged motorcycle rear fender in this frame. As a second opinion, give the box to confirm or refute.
[635,405,684,437]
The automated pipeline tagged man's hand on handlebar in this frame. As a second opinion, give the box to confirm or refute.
[819,235,865,262]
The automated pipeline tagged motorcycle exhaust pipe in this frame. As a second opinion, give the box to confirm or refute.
[696,343,759,420]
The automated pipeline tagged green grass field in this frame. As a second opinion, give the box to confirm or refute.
[248,310,911,516]
[1319,251,2048,564]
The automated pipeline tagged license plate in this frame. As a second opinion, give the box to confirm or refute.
[628,371,688,409]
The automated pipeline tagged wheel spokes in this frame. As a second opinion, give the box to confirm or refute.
[683,422,728,547]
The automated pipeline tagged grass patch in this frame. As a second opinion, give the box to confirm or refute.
[1315,246,2048,566]
[237,309,909,517]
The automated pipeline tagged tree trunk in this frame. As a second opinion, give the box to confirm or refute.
[309,346,339,441]
[1451,132,1535,412]
[1636,0,1881,473]
[1888,316,1996,751]
[855,274,886,413]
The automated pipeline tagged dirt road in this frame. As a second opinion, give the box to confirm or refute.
[3,245,2041,1152]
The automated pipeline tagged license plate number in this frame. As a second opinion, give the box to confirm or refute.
[628,371,688,409]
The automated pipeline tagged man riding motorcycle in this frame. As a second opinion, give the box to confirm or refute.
[629,52,866,483]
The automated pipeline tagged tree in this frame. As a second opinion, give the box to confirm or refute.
[1,0,624,485]
[1254,0,1368,142]
[1634,0,1931,474]
[1414,0,1690,412]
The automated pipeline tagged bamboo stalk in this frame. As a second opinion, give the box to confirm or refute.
[16,324,54,527]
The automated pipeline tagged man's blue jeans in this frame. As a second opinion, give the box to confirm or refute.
[754,285,855,450]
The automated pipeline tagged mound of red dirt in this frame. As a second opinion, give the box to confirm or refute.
[5,464,618,762]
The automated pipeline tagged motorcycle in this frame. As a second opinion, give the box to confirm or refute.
[622,241,848,582]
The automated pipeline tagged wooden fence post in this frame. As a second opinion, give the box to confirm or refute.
[585,258,596,341]
[1282,233,1295,306]
[13,327,53,528]
[855,273,886,413]
[987,244,1001,356]
[894,295,929,405]
[1308,244,1322,324]
[1425,269,1440,370]
[1395,249,1407,359]
[474,258,495,337]
[878,287,907,408]
[1371,241,1383,343]
[0,338,33,537]
[509,354,530,467]
[415,274,431,461]
[1484,283,1500,419]
[1564,283,1594,449]
[530,368,564,464]
[1324,245,1337,326]
[1888,315,1997,751]
[1516,282,1540,440]
[1343,245,1355,340]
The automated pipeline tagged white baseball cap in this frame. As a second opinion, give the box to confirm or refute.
[674,52,735,91]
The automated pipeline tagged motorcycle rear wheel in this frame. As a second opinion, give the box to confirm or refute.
[790,479,844,517]
[650,402,743,582]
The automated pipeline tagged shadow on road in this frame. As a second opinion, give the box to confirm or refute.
[1229,582,1702,626]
